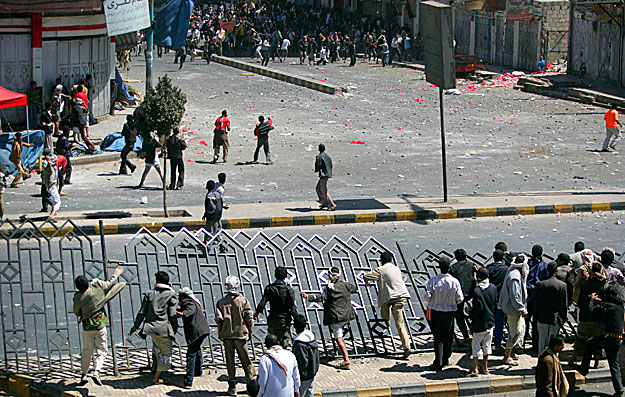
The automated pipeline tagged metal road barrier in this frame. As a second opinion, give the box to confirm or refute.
[0,219,610,376]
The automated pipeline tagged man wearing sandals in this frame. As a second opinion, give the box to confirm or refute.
[314,144,336,211]
[467,267,497,376]
[301,266,357,370]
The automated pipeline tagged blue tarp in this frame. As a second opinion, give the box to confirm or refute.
[100,131,143,152]
[0,130,44,175]
[155,0,193,50]
[115,67,132,100]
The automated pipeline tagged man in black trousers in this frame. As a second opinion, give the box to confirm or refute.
[119,115,137,175]
[166,128,186,190]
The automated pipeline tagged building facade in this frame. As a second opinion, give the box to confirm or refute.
[0,1,115,128]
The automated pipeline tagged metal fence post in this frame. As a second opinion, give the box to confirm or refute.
[99,220,119,376]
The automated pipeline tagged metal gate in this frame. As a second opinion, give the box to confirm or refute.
[0,219,592,376]
[0,34,32,128]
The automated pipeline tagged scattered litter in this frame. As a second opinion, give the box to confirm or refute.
[328,121,337,124]
[573,176,585,179]
[354,184,363,187]
[415,98,425,102]
[182,128,188,132]
[510,121,516,124]
[419,88,426,91]
[141,196,148,205]
[493,116,501,120]
[344,123,350,127]
[397,88,403,91]
[206,95,218,99]
[250,105,255,109]
[305,144,313,152]
[616,220,623,225]
[188,131,195,134]
[280,133,293,136]
[319,79,327,82]
[199,140,209,146]
[241,73,256,76]
[399,93,406,96]
[422,104,428,108]
[429,84,437,87]
[187,159,195,162]
[350,140,366,144]
[198,150,204,154]
[397,127,403,130]
[398,174,405,178]
[468,100,474,104]
[457,166,465,169]
[511,71,526,77]
[454,110,460,113]
[332,106,338,110]
[445,89,462,95]
[513,171,522,174]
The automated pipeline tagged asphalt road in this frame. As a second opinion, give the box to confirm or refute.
[5,53,622,216]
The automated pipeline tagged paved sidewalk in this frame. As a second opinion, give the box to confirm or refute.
[2,346,611,396]
[4,190,625,237]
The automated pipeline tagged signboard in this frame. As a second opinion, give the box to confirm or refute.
[506,0,534,21]
[104,0,151,37]
[421,1,456,89]
[577,0,622,4]
[484,0,505,12]
[465,0,485,10]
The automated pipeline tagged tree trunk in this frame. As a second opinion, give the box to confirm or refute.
[162,133,169,218]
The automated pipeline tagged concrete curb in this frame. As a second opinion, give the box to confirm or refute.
[211,55,344,95]
[8,199,625,239]
[316,368,611,396]
[0,368,612,396]
[71,151,136,166]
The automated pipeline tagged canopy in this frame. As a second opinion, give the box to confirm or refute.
[0,86,27,110]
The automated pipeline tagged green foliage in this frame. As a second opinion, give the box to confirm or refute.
[138,75,186,137]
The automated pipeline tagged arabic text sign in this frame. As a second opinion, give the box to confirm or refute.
[421,1,456,89]
[506,0,534,21]
[104,0,151,37]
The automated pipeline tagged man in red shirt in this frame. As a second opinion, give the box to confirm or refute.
[213,110,230,163]
[602,104,622,152]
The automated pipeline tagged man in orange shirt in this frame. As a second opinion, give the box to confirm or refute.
[602,104,622,152]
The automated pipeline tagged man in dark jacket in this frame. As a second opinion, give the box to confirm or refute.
[119,115,137,175]
[536,335,568,397]
[527,244,549,351]
[202,180,226,252]
[533,261,568,353]
[486,249,508,350]
[129,271,178,385]
[450,248,474,346]
[578,286,625,397]
[254,266,297,348]
[177,287,210,388]
[137,133,163,189]
[315,143,336,211]
[292,314,319,397]
[550,253,573,305]
[55,126,73,185]
[468,267,497,376]
[301,266,358,370]
[253,115,273,164]
[166,128,186,190]
[71,98,95,152]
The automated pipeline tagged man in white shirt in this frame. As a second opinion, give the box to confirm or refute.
[364,251,413,358]
[425,256,464,370]
[279,37,290,63]
[258,334,301,397]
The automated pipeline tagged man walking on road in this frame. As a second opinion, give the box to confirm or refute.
[216,275,256,396]
[315,144,336,211]
[253,115,273,164]
[254,266,297,348]
[166,128,186,190]
[130,271,178,385]
[213,110,231,163]
[73,264,125,386]
[119,115,137,175]
[364,251,413,359]
[425,256,464,370]
[602,104,622,152]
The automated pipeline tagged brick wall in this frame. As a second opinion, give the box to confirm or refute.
[537,0,569,63]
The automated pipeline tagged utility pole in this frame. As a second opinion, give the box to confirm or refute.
[145,0,154,91]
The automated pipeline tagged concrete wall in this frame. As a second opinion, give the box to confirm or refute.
[539,1,569,63]
[570,9,621,83]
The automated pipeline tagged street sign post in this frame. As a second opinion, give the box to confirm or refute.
[421,0,455,202]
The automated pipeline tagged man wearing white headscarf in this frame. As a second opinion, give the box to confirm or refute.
[498,255,528,366]
[216,275,256,396]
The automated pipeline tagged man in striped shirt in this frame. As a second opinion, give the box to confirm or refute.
[253,115,274,164]
[425,256,464,370]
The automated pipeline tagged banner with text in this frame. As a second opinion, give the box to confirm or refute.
[104,0,151,37]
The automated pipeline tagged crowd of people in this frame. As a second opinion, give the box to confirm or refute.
[150,1,422,70]
[70,237,625,397]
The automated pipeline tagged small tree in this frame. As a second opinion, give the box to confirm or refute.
[137,75,186,217]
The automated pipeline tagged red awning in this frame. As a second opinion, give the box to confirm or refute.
[0,86,27,110]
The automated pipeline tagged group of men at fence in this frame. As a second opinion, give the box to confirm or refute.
[71,240,625,397]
